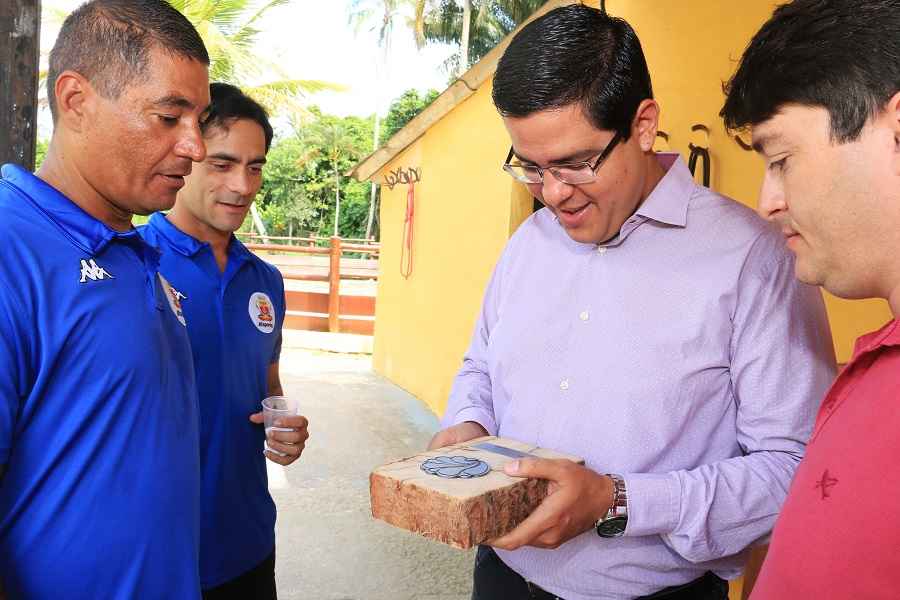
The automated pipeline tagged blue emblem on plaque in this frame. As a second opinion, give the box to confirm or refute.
[421,455,490,479]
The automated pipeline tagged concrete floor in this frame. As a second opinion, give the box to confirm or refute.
[268,348,475,600]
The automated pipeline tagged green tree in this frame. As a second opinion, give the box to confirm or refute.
[256,137,320,237]
[256,110,374,240]
[41,1,341,119]
[417,0,544,74]
[348,0,420,239]
[299,118,366,237]
[380,88,440,145]
[34,140,49,170]
[167,0,343,116]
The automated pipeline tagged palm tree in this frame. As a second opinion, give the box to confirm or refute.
[349,0,419,240]
[168,0,343,117]
[415,0,544,74]
[298,119,363,237]
[41,0,341,118]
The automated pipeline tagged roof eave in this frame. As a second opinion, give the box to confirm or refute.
[348,0,580,183]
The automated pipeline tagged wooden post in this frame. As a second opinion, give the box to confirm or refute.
[327,236,341,333]
[0,0,41,170]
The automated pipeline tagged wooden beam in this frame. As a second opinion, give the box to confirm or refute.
[327,237,342,333]
[0,0,41,171]
[283,313,374,336]
[348,0,580,183]
[285,290,376,317]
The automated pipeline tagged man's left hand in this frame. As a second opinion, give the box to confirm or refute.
[249,412,310,466]
[488,458,614,551]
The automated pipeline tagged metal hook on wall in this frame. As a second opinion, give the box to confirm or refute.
[383,166,422,279]
[733,134,753,152]
[384,167,422,190]
[688,124,711,188]
[654,130,671,152]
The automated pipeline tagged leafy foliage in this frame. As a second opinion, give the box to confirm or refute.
[419,0,544,73]
[170,0,346,117]
[255,109,376,239]
[41,0,342,119]
[34,140,48,170]
[380,88,440,145]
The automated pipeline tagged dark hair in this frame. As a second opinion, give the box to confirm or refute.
[202,83,274,152]
[47,0,209,122]
[721,0,900,143]
[492,4,653,140]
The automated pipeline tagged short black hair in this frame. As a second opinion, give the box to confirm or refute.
[721,0,900,143]
[47,0,209,122]
[202,83,274,152]
[492,4,653,140]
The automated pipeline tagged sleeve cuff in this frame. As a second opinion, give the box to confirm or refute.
[444,406,497,436]
[622,472,681,537]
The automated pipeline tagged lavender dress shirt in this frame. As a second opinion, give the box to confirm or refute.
[442,154,836,599]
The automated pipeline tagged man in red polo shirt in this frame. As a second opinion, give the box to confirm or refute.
[720,0,900,598]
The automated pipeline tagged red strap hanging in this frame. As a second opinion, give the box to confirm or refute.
[400,180,415,279]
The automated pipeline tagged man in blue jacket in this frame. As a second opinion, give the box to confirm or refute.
[141,82,309,599]
[0,1,210,597]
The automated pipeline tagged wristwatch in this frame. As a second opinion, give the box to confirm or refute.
[596,473,628,538]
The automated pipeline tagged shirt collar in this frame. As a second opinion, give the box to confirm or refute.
[634,153,693,228]
[1,163,148,256]
[595,153,693,250]
[147,211,251,262]
[147,212,206,256]
[850,318,900,362]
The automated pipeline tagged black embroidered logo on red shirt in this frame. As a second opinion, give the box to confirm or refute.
[815,469,838,500]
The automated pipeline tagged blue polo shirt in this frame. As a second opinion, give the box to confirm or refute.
[0,165,201,598]
[140,213,285,589]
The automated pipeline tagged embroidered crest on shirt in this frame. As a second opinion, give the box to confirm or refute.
[158,273,187,327]
[78,258,114,283]
[815,469,838,499]
[249,292,275,334]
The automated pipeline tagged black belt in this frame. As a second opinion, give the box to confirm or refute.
[525,571,726,600]
[477,546,728,600]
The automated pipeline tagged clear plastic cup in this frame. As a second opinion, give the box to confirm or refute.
[261,395,299,456]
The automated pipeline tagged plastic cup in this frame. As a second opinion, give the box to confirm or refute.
[261,395,299,456]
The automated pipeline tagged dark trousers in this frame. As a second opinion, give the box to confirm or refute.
[202,549,277,600]
[472,546,729,600]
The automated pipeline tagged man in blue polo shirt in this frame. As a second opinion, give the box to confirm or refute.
[0,1,211,598]
[141,83,309,599]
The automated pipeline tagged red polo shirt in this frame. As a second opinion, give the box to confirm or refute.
[751,319,900,599]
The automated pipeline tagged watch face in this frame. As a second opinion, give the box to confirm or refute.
[596,516,627,538]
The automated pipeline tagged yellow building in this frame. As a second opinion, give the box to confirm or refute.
[352,3,893,596]
[352,0,891,418]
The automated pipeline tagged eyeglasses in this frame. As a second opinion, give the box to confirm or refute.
[502,131,623,185]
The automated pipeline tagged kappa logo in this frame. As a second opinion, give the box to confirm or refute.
[248,292,275,334]
[79,258,114,283]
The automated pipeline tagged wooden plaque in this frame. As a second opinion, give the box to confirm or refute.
[370,436,583,549]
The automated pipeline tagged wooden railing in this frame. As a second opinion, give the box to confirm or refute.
[237,232,379,248]
[242,235,379,336]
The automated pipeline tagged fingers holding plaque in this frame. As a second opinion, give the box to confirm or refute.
[370,436,583,549]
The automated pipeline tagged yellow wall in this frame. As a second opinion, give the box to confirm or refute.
[373,0,891,417]
[607,0,891,362]
[373,83,528,413]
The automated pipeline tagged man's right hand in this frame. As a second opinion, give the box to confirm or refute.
[427,421,489,450]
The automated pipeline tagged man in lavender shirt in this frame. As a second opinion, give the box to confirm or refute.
[429,6,836,600]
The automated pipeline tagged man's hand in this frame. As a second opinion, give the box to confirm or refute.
[488,458,614,551]
[427,421,489,450]
[249,412,310,466]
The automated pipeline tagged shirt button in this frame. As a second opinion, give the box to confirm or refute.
[560,379,570,391]
[597,247,607,255]
[579,310,590,321]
